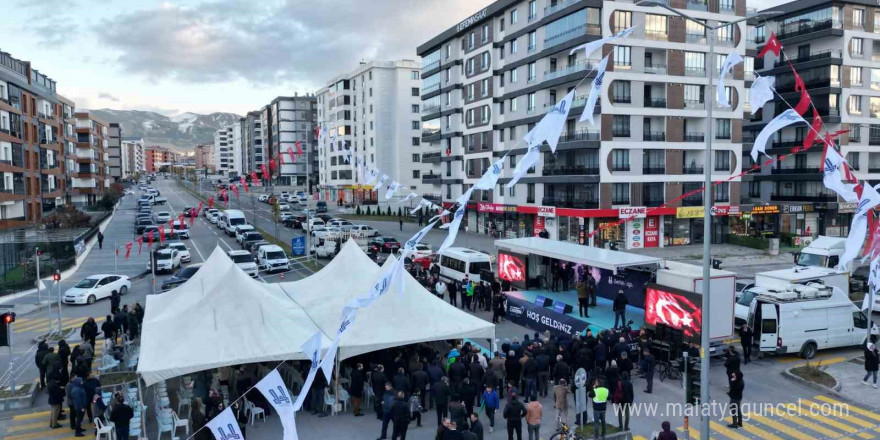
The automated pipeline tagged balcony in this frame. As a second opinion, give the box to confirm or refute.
[422,151,442,162]
[644,98,666,108]
[870,136,880,146]
[643,166,666,175]
[613,95,632,104]
[685,67,706,77]
[771,194,837,202]
[612,130,631,138]
[868,166,880,173]
[645,30,668,41]
[685,133,705,142]
[558,130,600,143]
[544,24,601,49]
[422,60,440,73]
[644,64,667,75]
[685,99,705,110]
[611,165,631,172]
[644,132,666,141]
[687,34,707,44]
[777,19,841,40]
[545,59,598,82]
[545,0,582,16]
[791,49,843,64]
[683,166,704,174]
[716,132,732,140]
[422,173,442,184]
[542,165,600,176]
[422,83,441,95]
[541,197,599,209]
[686,0,708,11]
[421,127,441,139]
[771,140,803,150]
[421,104,441,115]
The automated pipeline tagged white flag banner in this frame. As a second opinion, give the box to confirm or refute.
[398,220,439,293]
[863,257,880,312]
[255,370,298,440]
[823,147,859,203]
[386,181,404,200]
[579,54,610,126]
[329,129,337,146]
[399,192,419,204]
[569,26,636,57]
[524,90,576,153]
[319,123,328,145]
[438,205,466,253]
[292,332,324,411]
[430,209,450,222]
[375,174,389,190]
[750,109,806,161]
[506,144,542,188]
[839,183,880,273]
[749,76,775,115]
[411,198,433,214]
[456,187,475,207]
[717,52,743,108]
[318,309,358,383]
[473,157,505,191]
[207,407,245,440]
[356,156,364,181]
[366,168,380,186]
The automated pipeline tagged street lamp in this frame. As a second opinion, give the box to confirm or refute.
[635,3,780,437]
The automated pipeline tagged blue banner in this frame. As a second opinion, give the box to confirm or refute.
[505,293,589,338]
[291,236,306,256]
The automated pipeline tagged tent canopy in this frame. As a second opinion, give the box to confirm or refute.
[494,236,662,273]
[138,241,494,386]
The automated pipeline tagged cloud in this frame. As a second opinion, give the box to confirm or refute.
[98,92,120,102]
[95,0,475,87]
[25,22,77,47]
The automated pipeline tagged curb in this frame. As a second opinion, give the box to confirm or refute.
[780,366,861,405]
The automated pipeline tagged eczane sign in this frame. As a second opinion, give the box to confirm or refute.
[619,206,647,219]
[458,8,488,32]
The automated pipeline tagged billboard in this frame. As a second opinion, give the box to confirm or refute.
[506,293,589,338]
[497,251,528,289]
[576,266,651,307]
[644,284,703,339]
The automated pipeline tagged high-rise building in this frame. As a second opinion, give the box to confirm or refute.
[416,0,745,248]
[71,112,110,207]
[144,146,177,173]
[194,144,215,172]
[743,0,873,238]
[243,111,263,175]
[107,122,123,181]
[261,95,317,189]
[213,125,240,176]
[316,60,424,204]
[121,136,145,178]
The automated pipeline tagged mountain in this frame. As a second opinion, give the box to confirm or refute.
[84,109,242,150]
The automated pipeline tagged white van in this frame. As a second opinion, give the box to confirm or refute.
[748,283,878,358]
[736,267,851,324]
[257,245,290,273]
[306,218,325,232]
[170,220,189,239]
[312,237,341,259]
[220,209,248,236]
[227,250,258,278]
[437,247,492,284]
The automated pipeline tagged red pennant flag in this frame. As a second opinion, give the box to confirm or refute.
[865,212,880,259]
[790,63,812,116]
[261,164,270,180]
[278,153,285,165]
[221,189,229,206]
[296,141,303,156]
[178,213,185,227]
[147,230,154,247]
[250,171,259,184]
[158,226,166,244]
[240,177,249,192]
[197,201,204,213]
[125,242,132,259]
[758,32,781,59]
[800,108,822,153]
[842,162,858,184]
[189,208,196,226]
[269,158,277,171]
[136,236,144,254]
[208,196,215,209]
[115,247,119,256]
[231,184,239,198]
[287,147,297,163]
[168,219,174,228]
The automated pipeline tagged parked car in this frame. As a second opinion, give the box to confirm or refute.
[247,240,271,254]
[160,242,191,263]
[327,219,354,231]
[411,253,438,270]
[258,194,269,202]
[277,203,291,211]
[142,225,161,241]
[409,243,433,259]
[280,212,295,222]
[257,245,290,273]
[153,211,171,223]
[160,264,202,292]
[282,216,304,229]
[240,231,265,250]
[316,201,328,213]
[135,214,152,225]
[735,278,755,301]
[235,225,256,244]
[147,248,182,273]
[227,250,258,278]
[207,209,221,223]
[310,226,329,239]
[350,225,379,237]
[369,236,401,254]
[170,220,190,239]
[63,275,131,305]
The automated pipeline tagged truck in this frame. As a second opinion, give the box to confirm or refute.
[747,282,878,358]
[651,261,737,356]
[152,196,168,205]
[311,230,370,259]
[795,236,867,298]
[736,266,851,324]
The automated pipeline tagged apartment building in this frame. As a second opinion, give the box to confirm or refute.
[145,146,177,173]
[316,60,424,204]
[107,122,123,181]
[743,0,879,239]
[416,0,746,248]
[121,136,145,178]
[260,95,317,189]
[212,126,240,176]
[72,112,110,207]
[194,144,214,172]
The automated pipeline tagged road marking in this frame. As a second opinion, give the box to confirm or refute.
[709,421,752,440]
[769,406,849,439]
[814,395,880,422]
[741,414,813,440]
[11,411,50,421]
[800,399,876,429]
[777,356,847,366]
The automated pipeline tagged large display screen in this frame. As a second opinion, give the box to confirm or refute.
[497,251,528,289]
[645,284,703,339]
[575,265,651,307]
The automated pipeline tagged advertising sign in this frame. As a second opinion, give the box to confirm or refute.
[477,203,505,213]
[644,217,660,248]
[497,251,528,289]
[710,205,740,217]
[626,218,644,249]
[505,293,589,338]
[645,284,703,339]
[619,206,647,219]
[291,236,306,256]
[534,216,545,236]
[676,207,705,219]
[537,206,556,217]
[751,205,779,214]
[580,266,651,307]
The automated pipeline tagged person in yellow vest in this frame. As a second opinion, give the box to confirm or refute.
[588,378,609,440]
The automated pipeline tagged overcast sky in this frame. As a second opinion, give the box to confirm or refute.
[6,0,790,116]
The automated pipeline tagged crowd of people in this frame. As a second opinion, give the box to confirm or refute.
[407,263,509,324]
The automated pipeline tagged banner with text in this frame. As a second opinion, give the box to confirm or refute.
[505,293,589,338]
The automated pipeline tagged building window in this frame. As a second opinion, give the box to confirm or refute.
[411,71,419,80]
[412,137,420,146]
[445,44,451,59]
[714,150,730,171]
[528,31,536,51]
[714,182,730,202]
[510,68,518,83]
[511,39,518,54]
[412,154,420,162]
[612,149,630,171]
[614,46,631,68]
[527,183,535,203]
[413,170,421,178]
[612,81,631,103]
[481,78,489,97]
[851,37,864,57]
[369,88,373,97]
[412,121,420,129]
[500,18,505,32]
[482,24,489,43]
[684,84,704,104]
[854,8,865,29]
[467,84,475,100]
[847,152,860,169]
[716,119,732,139]
[527,93,535,111]
[613,10,632,33]
[528,0,536,20]
[412,104,419,113]
[849,95,862,115]
[468,32,475,49]
[527,62,536,81]
[685,51,706,75]
[511,8,518,24]
[481,105,489,123]
[612,183,630,204]
[466,58,475,75]
[411,87,419,96]
[720,0,734,11]
[645,14,668,39]
[612,115,630,137]
[851,66,863,86]
[510,97,518,112]
[481,52,489,70]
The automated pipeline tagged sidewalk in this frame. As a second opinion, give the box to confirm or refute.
[824,357,880,410]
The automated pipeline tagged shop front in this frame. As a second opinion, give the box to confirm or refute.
[825,202,856,237]
[780,204,819,239]
[745,204,781,236]
[475,203,530,238]
[667,207,705,246]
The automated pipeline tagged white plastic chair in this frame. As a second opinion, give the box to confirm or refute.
[98,355,120,373]
[156,414,174,439]
[245,400,265,425]
[94,418,113,440]
[324,389,337,415]
[177,389,191,415]
[171,410,190,437]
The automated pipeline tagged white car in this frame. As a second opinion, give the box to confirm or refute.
[277,203,291,211]
[328,220,354,231]
[350,225,379,237]
[207,210,221,224]
[147,249,182,273]
[280,212,295,222]
[410,243,433,259]
[310,226,329,239]
[257,245,290,273]
[153,211,171,223]
[165,242,191,263]
[235,225,256,244]
[228,250,258,278]
[258,195,269,202]
[63,275,131,305]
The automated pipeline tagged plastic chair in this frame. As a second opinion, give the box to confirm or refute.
[176,389,191,415]
[156,414,174,439]
[94,418,113,440]
[171,410,190,437]
[323,389,337,415]
[245,400,265,425]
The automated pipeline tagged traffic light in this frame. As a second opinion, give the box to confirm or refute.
[0,312,13,347]
[53,272,61,282]
[3,313,15,324]
[685,356,701,406]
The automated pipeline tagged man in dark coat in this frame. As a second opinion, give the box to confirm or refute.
[113,307,129,340]
[378,383,395,440]
[726,372,744,428]
[411,366,429,410]
[80,318,98,348]
[349,363,365,416]
[739,324,754,364]
[393,367,410,395]
[71,377,87,436]
[724,347,741,383]
[433,377,452,427]
[110,291,121,315]
[372,365,389,419]
[390,391,410,440]
[426,360,444,411]
[35,341,50,390]
[502,391,527,440]
[469,413,484,440]
[612,290,628,328]
[640,348,655,394]
[109,394,134,440]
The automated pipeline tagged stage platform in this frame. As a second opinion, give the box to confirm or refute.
[506,288,645,336]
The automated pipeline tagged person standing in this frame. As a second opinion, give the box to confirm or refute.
[70,377,87,437]
[657,421,678,440]
[615,373,634,431]
[863,343,879,388]
[726,372,744,429]
[612,290,628,328]
[551,262,560,292]
[47,379,64,428]
[372,365,389,419]
[640,349,655,394]
[435,279,447,301]
[97,231,104,250]
[378,382,395,440]
[481,385,499,433]
[101,316,116,349]
[502,391,527,440]
[448,281,459,308]
[724,347,741,384]
[35,341,50,391]
[109,393,134,440]
[391,391,411,440]
[588,379,609,440]
[80,318,98,348]
[553,379,570,430]
[350,363,365,416]
[739,324,754,365]
[561,263,570,291]
[110,291,120,315]
[577,281,590,318]
[469,413,484,440]
[525,393,542,440]
[434,377,452,427]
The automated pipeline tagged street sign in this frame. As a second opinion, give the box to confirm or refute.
[574,367,587,414]
[291,236,306,256]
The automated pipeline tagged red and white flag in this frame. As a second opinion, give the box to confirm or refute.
[296,141,303,156]
[790,63,812,116]
[136,236,144,254]
[125,242,132,259]
[261,164,270,180]
[840,183,880,272]
[287,147,297,163]
[158,226,166,243]
[269,158,277,172]
[240,177,249,192]
[231,184,239,198]
[758,32,782,58]
[208,196,215,209]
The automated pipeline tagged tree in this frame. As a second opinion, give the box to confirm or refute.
[356,205,362,215]
[397,207,402,217]
[42,206,91,229]
[365,206,372,216]
[387,206,392,216]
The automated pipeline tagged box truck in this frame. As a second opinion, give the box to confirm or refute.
[735,266,850,324]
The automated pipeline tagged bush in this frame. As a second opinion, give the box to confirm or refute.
[43,206,91,229]
[725,234,769,250]
[365,206,372,216]
[356,206,362,215]
[397,207,402,217]
[387,206,392,216]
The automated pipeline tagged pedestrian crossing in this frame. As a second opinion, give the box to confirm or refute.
[1,409,97,440]
[661,395,880,440]
[12,316,106,336]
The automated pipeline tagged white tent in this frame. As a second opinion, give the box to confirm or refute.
[138,241,494,385]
